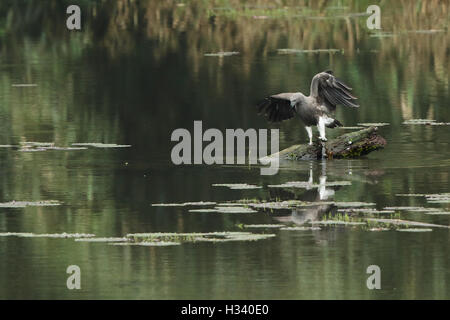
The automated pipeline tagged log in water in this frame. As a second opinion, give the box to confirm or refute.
[262,126,386,161]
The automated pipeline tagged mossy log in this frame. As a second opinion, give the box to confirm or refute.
[263,126,386,161]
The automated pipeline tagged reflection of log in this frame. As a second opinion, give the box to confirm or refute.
[264,127,386,161]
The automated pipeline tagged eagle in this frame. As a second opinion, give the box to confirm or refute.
[257,70,359,145]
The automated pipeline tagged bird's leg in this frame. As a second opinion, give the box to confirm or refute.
[305,126,313,145]
[318,117,327,142]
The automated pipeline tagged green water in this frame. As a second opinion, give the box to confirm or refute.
[0,1,449,299]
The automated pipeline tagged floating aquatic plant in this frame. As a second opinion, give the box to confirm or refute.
[338,208,395,214]
[0,232,94,238]
[357,123,390,127]
[280,226,321,231]
[267,181,351,188]
[20,142,54,147]
[0,232,34,237]
[18,148,47,152]
[310,220,366,226]
[11,84,37,87]
[204,51,240,57]
[384,206,425,211]
[369,227,390,232]
[397,228,433,232]
[42,146,88,151]
[188,209,220,213]
[424,212,450,215]
[369,32,397,38]
[366,218,449,229]
[75,237,129,242]
[214,206,258,213]
[408,29,445,34]
[72,143,131,148]
[246,200,322,210]
[126,231,275,243]
[334,202,376,207]
[15,142,89,152]
[192,233,276,242]
[339,126,364,130]
[243,224,285,229]
[152,201,216,207]
[110,241,181,246]
[0,200,62,208]
[212,183,262,190]
[402,119,440,125]
[277,48,342,54]
[426,194,450,203]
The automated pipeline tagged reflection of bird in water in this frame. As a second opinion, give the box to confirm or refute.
[275,204,337,226]
[272,163,338,225]
[318,176,334,200]
[269,166,336,201]
[257,70,358,145]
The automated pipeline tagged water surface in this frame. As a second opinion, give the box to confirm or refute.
[0,1,449,299]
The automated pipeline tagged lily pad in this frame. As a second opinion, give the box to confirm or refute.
[310,220,366,226]
[215,206,258,213]
[384,206,425,211]
[280,226,321,231]
[369,228,390,232]
[277,48,342,54]
[75,237,129,242]
[20,142,54,147]
[0,200,62,208]
[268,181,351,188]
[42,146,88,151]
[366,218,449,229]
[12,84,37,87]
[397,228,433,232]
[152,201,216,207]
[335,202,376,207]
[408,29,445,34]
[212,183,262,190]
[18,148,47,152]
[357,123,390,127]
[188,209,219,213]
[247,200,322,210]
[110,241,181,246]
[72,143,131,148]
[0,232,34,237]
[339,126,364,130]
[424,212,450,215]
[127,231,275,243]
[0,232,94,238]
[243,224,284,228]
[204,51,240,57]
[338,208,395,214]
[182,201,217,206]
[402,119,436,125]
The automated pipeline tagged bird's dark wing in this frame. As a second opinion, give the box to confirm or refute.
[257,93,300,123]
[312,71,359,111]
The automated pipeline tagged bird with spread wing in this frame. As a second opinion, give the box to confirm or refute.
[257,70,359,145]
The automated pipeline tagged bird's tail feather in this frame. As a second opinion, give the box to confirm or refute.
[326,119,343,128]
